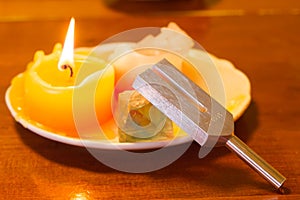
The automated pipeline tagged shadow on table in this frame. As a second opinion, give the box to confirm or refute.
[149,143,273,193]
[15,123,115,173]
[16,101,259,189]
[103,0,221,14]
[234,101,259,142]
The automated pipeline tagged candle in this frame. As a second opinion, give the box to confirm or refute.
[9,19,115,138]
[112,48,183,83]
[108,22,203,87]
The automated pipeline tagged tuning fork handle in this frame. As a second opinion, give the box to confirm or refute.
[225,135,286,190]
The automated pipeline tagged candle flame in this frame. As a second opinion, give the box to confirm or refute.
[58,17,75,71]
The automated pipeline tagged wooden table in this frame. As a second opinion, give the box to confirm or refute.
[1,1,299,199]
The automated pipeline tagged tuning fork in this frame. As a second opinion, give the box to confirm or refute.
[132,59,286,192]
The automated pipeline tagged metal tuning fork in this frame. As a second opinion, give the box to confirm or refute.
[132,59,286,192]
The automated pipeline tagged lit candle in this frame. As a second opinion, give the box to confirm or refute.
[10,18,115,138]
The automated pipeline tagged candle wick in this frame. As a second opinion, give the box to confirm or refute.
[61,64,73,77]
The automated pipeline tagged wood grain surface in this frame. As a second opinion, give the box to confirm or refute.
[0,0,299,199]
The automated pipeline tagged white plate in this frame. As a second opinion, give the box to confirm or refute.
[5,44,251,150]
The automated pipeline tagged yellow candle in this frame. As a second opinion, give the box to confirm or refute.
[9,19,115,138]
[9,44,115,137]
